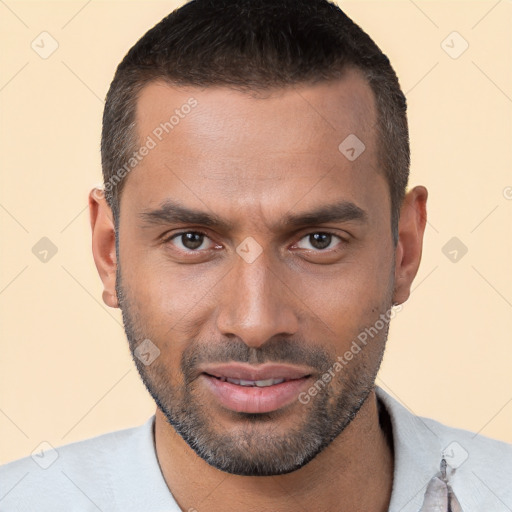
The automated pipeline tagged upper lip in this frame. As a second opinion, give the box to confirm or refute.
[200,363,312,381]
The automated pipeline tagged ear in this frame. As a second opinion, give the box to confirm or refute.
[89,188,119,308]
[392,185,428,305]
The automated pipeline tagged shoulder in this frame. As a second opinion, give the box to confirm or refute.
[376,387,512,511]
[376,385,512,466]
[419,412,512,463]
[418,416,512,510]
[0,418,154,511]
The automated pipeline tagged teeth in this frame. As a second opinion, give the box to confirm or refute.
[224,377,286,387]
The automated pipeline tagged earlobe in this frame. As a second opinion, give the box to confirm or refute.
[89,188,119,309]
[392,185,428,305]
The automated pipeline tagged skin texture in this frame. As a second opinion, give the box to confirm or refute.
[89,67,427,512]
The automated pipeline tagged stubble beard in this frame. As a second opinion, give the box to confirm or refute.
[115,263,390,476]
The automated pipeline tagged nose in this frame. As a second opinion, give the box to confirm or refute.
[215,250,299,348]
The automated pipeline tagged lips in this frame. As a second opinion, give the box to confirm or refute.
[216,377,286,387]
[200,363,311,382]
[199,363,313,413]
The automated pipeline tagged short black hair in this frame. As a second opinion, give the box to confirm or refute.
[101,0,409,243]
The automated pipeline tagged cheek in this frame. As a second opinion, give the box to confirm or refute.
[295,252,394,344]
[121,251,221,343]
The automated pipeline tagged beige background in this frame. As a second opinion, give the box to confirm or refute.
[0,0,511,465]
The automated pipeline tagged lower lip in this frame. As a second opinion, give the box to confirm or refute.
[201,374,311,413]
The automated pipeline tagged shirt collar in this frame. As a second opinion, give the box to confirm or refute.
[375,386,447,511]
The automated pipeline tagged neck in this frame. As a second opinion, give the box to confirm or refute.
[154,389,394,512]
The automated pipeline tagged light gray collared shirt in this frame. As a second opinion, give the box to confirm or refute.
[1,387,511,511]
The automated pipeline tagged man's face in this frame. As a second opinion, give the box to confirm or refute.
[115,69,396,476]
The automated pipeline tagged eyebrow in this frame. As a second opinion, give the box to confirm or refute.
[139,199,368,232]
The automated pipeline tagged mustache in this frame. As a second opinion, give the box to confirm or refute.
[181,336,333,378]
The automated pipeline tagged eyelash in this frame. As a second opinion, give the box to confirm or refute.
[162,230,347,255]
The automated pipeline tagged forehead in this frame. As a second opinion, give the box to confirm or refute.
[121,69,385,224]
[134,68,377,156]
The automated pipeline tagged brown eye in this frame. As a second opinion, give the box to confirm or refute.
[168,231,214,251]
[181,232,204,250]
[296,232,341,251]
